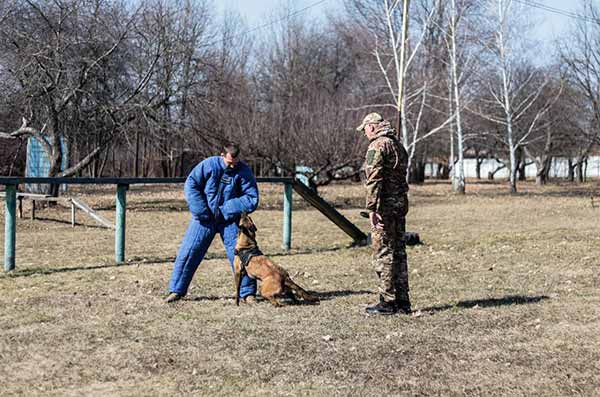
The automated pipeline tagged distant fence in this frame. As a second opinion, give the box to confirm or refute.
[426,156,600,179]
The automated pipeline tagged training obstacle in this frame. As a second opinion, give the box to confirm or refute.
[70,197,113,229]
[0,177,367,271]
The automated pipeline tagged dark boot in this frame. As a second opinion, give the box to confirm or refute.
[366,297,397,315]
[396,299,412,315]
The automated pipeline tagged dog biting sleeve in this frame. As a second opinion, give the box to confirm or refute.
[219,164,259,221]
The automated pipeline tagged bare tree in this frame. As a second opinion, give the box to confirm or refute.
[473,0,561,193]
[345,0,459,183]
[131,0,215,177]
[247,7,364,187]
[559,0,600,182]
[0,0,143,188]
[439,0,480,193]
[519,73,572,185]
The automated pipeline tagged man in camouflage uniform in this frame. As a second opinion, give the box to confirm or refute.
[357,112,412,315]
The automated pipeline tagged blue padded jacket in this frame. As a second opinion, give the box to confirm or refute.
[184,156,259,223]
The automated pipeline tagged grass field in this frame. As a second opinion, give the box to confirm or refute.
[1,180,600,396]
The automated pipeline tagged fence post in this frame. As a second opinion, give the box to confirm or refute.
[115,184,128,264]
[283,182,292,251]
[4,184,17,272]
[71,200,76,227]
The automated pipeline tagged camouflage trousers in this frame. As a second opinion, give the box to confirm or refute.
[371,203,410,304]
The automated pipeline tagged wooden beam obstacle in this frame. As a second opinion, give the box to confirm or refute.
[0,177,367,272]
[70,197,113,229]
[0,191,114,228]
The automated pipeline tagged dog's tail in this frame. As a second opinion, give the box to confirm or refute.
[284,276,320,303]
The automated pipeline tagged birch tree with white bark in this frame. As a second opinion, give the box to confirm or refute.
[475,0,560,193]
[440,0,479,194]
[347,0,457,182]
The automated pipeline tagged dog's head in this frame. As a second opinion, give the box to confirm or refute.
[238,212,257,239]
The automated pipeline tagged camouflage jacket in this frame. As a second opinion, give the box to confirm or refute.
[364,121,409,213]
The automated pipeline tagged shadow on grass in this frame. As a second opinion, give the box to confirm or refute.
[184,290,371,304]
[187,295,233,302]
[314,289,372,301]
[95,199,188,212]
[420,294,550,314]
[1,263,122,278]
[0,245,356,278]
[33,217,111,229]
[0,257,172,278]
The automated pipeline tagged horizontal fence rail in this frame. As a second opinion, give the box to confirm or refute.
[0,177,295,185]
[1,176,365,272]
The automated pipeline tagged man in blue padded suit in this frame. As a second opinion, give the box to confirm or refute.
[165,142,259,303]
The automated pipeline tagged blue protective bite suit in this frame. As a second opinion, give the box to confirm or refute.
[169,156,259,298]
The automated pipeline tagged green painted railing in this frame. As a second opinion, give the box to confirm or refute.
[0,177,295,270]
[0,176,367,271]
[4,184,16,271]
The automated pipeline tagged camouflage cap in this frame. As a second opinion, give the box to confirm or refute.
[356,112,384,132]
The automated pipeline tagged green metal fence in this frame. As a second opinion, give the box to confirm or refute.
[0,177,367,272]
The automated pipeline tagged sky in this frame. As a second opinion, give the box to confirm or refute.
[216,0,334,23]
[215,0,583,42]
[532,0,579,39]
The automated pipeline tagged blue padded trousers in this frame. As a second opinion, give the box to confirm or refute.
[169,219,257,298]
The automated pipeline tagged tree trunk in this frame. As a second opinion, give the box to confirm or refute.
[449,2,465,196]
[47,131,64,197]
[142,136,148,177]
[180,150,186,177]
[567,158,575,182]
[438,163,450,179]
[544,158,552,181]
[409,161,426,184]
[8,138,25,176]
[535,155,552,186]
[487,158,507,180]
[475,152,483,180]
[98,145,110,177]
[518,156,527,181]
[134,130,140,177]
[535,166,546,185]
[576,160,584,183]
[535,157,546,185]
[509,147,518,194]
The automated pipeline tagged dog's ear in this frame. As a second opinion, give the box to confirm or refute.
[247,215,257,232]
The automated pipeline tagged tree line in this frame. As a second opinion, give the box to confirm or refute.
[0,0,599,194]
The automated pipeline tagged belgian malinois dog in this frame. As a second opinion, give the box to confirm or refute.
[234,213,320,306]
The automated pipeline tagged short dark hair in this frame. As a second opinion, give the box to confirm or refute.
[223,142,240,158]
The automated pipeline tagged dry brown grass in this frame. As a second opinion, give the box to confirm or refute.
[1,180,600,396]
